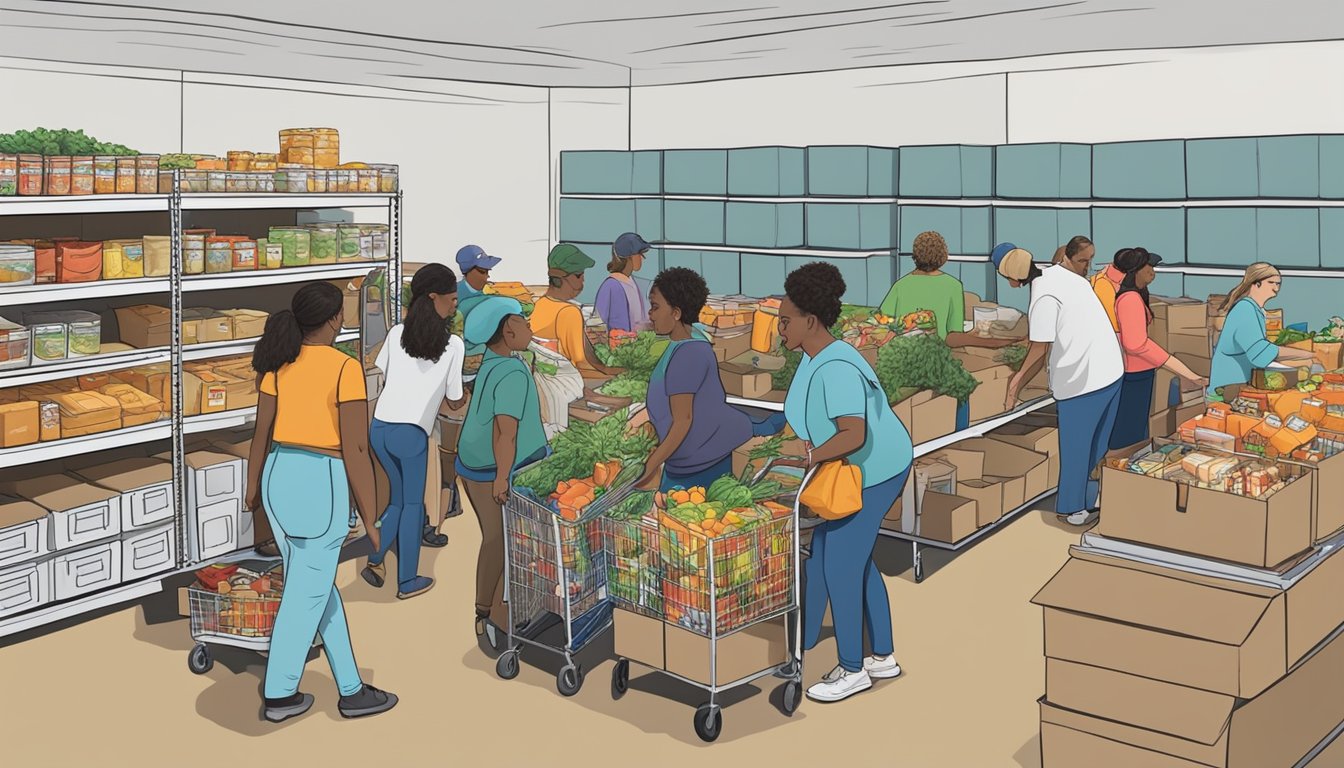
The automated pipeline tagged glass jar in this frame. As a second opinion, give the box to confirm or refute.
[357,168,379,193]
[0,154,15,196]
[94,155,117,194]
[307,169,329,194]
[135,154,159,194]
[44,156,72,195]
[70,155,94,195]
[205,237,233,274]
[232,239,258,270]
[18,154,43,196]
[116,157,137,193]
[254,171,275,193]
[372,164,399,193]
[207,171,228,193]
[182,169,209,193]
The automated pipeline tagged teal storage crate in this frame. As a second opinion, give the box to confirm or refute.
[1187,208,1257,266]
[1320,209,1344,268]
[1056,208,1092,248]
[1323,136,1344,199]
[898,206,964,253]
[634,199,664,242]
[559,198,635,243]
[959,261,994,304]
[868,147,899,196]
[996,143,1062,199]
[664,200,725,245]
[1186,138,1258,198]
[1092,208,1186,263]
[961,146,994,198]
[663,249,703,272]
[806,146,870,197]
[728,147,805,197]
[859,204,898,250]
[1259,136,1320,198]
[1093,140,1186,199]
[561,151,633,195]
[664,150,728,195]
[725,202,804,248]
[1257,208,1319,268]
[992,208,1058,264]
[740,252,787,299]
[806,203,861,249]
[899,145,963,198]
[777,203,804,248]
[632,151,663,195]
[961,207,992,255]
[701,250,742,295]
[1060,144,1092,199]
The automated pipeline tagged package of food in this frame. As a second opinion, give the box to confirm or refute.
[1244,415,1284,455]
[38,401,60,441]
[0,244,35,286]
[268,227,311,267]
[111,363,170,403]
[26,320,67,363]
[0,316,30,370]
[262,241,283,270]
[55,241,103,283]
[44,155,72,195]
[119,240,144,279]
[69,155,94,196]
[307,225,339,265]
[0,153,17,196]
[93,155,117,194]
[205,237,233,274]
[1272,415,1319,456]
[220,309,268,339]
[50,390,122,436]
[232,239,258,271]
[98,383,164,426]
[24,310,100,359]
[141,236,170,277]
[17,154,42,195]
[115,156,136,193]
[338,225,366,263]
[77,373,112,391]
[372,164,398,193]
[0,401,40,448]
[135,155,159,194]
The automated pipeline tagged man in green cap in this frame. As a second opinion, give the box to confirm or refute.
[530,243,623,378]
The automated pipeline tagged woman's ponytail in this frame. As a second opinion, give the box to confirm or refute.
[400,263,457,362]
[251,282,344,375]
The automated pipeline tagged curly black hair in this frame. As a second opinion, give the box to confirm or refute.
[401,263,457,362]
[652,267,708,326]
[784,262,846,328]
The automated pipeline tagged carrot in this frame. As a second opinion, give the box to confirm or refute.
[593,463,610,487]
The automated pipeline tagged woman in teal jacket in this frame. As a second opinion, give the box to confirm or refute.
[780,262,913,705]
[1208,263,1315,400]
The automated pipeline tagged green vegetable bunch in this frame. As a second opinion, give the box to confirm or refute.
[875,334,979,403]
[740,434,786,483]
[0,128,138,156]
[514,409,655,497]
[996,343,1029,372]
[600,372,649,401]
[594,331,667,375]
[1276,328,1312,345]
[159,154,197,170]
[606,490,655,521]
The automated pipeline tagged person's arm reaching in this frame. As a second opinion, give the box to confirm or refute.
[946,331,1017,349]
[635,394,692,490]
[1006,342,1050,410]
[1007,293,1059,409]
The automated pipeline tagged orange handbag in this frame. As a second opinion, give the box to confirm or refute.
[799,458,864,520]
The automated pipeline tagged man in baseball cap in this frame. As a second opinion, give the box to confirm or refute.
[456,245,501,299]
[532,244,622,377]
[998,241,1124,529]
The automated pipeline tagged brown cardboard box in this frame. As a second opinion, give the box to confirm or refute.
[113,304,171,349]
[614,608,664,670]
[178,585,191,618]
[1096,459,1313,569]
[1153,368,1178,415]
[665,617,786,686]
[909,391,958,444]
[210,363,260,410]
[986,474,1027,512]
[98,384,164,426]
[956,437,1049,502]
[1151,295,1207,333]
[1034,546,1344,698]
[957,478,1005,527]
[917,491,977,543]
[718,363,771,399]
[1040,622,1344,768]
[1150,408,1174,440]
[710,330,752,364]
[1174,401,1206,429]
[111,363,170,404]
[180,316,201,346]
[1168,329,1212,358]
[954,351,1013,423]
[928,446,984,482]
[989,424,1060,489]
[891,393,914,433]
[1149,315,1169,349]
[0,401,40,448]
[221,309,268,339]
[1184,353,1211,378]
[1313,341,1343,370]
[182,369,229,415]
[183,308,234,343]
[50,391,121,436]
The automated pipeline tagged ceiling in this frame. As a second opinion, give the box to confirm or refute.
[1,0,1341,90]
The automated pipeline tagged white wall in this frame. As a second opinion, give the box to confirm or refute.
[548,88,631,244]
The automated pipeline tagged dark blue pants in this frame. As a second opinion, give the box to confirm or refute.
[803,468,909,673]
[369,419,429,589]
[1055,379,1122,515]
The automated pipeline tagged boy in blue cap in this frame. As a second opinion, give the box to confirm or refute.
[995,242,1123,527]
[454,296,548,646]
[455,245,503,357]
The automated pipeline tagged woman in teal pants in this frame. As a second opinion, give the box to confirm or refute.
[247,282,397,724]
[779,263,914,704]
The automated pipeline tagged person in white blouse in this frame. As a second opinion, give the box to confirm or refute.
[363,264,466,599]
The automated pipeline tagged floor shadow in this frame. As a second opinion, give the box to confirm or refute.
[1014,734,1043,768]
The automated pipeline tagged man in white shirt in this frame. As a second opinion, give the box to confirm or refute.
[998,243,1123,527]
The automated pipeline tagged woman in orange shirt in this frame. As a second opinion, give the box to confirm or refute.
[246,282,397,723]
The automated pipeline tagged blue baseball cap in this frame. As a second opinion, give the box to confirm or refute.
[614,232,651,258]
[991,242,1034,281]
[456,244,502,274]
[463,296,523,346]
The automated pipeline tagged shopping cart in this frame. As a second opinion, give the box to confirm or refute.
[605,459,808,742]
[493,465,639,696]
[185,562,314,674]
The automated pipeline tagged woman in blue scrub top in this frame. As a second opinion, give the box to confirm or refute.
[1208,263,1315,400]
[779,262,913,705]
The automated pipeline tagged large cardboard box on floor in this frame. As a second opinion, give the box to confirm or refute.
[988,423,1060,489]
[1033,546,1344,700]
[1097,451,1314,568]
[1040,621,1344,768]
[916,490,978,543]
[953,437,1049,504]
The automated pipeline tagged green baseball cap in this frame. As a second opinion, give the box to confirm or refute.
[547,243,596,276]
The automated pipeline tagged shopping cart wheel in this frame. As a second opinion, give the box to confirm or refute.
[188,643,213,675]
[611,658,630,700]
[778,680,802,716]
[557,664,584,697]
[693,704,722,743]
[495,650,520,680]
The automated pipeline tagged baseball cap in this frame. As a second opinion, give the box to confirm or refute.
[463,296,523,346]
[456,244,502,274]
[547,243,596,276]
[1114,247,1163,273]
[614,232,651,258]
[991,242,1035,281]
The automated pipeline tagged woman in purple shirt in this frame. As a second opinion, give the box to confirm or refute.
[634,267,753,493]
[595,232,651,336]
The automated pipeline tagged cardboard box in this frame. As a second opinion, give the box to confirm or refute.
[929,446,984,482]
[989,424,1060,489]
[613,607,664,670]
[113,305,171,349]
[987,473,1027,512]
[0,496,50,567]
[182,369,229,415]
[0,401,40,448]
[1153,368,1178,415]
[1169,329,1212,358]
[1185,353,1212,378]
[718,362,771,399]
[220,309,268,339]
[916,491,978,543]
[665,617,786,686]
[209,363,259,410]
[1151,296,1208,334]
[50,391,121,437]
[711,330,752,364]
[183,308,234,343]
[1150,315,1169,349]
[1097,458,1313,569]
[954,352,1013,423]
[1150,408,1174,440]
[73,458,172,531]
[1040,622,1344,768]
[8,475,122,551]
[1034,546,1344,698]
[956,438,1050,502]
[111,364,170,404]
[957,478,1006,527]
[909,390,958,444]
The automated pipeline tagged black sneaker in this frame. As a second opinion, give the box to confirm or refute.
[263,692,314,723]
[338,684,398,719]
[422,525,449,548]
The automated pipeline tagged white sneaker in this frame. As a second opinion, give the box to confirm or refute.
[863,655,902,680]
[1066,510,1099,527]
[806,665,873,703]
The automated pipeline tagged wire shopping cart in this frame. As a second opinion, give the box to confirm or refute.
[493,465,639,696]
[604,459,810,742]
[185,561,316,674]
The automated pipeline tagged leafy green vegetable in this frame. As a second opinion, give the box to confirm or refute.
[159,153,197,170]
[875,334,979,403]
[1276,328,1312,345]
[606,490,654,521]
[593,331,667,376]
[534,359,558,376]
[513,410,655,498]
[600,372,649,401]
[996,343,1029,372]
[0,128,138,156]
[740,434,786,483]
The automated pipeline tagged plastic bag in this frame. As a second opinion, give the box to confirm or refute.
[530,341,584,436]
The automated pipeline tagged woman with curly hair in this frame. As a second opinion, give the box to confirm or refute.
[361,264,465,599]
[781,262,913,704]
[878,230,1015,349]
[634,267,753,492]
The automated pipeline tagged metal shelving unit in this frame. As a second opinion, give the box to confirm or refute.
[0,181,401,638]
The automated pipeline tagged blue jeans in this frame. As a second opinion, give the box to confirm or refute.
[369,419,429,589]
[262,446,364,699]
[1055,379,1123,515]
[803,468,909,673]
[661,454,734,494]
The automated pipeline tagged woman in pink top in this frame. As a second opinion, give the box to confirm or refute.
[1108,248,1208,455]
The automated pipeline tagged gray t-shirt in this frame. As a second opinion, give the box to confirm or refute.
[645,340,753,475]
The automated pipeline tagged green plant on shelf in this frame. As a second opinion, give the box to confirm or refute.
[876,334,978,403]
[0,128,138,156]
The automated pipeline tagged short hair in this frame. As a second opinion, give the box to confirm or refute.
[784,262,845,328]
[651,267,708,326]
[911,231,949,272]
[1064,235,1094,259]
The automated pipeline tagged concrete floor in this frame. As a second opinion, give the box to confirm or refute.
[0,504,1135,766]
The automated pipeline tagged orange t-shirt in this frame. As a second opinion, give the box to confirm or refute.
[529,295,593,371]
[259,345,367,451]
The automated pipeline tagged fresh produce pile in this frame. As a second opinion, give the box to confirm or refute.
[604,490,662,614]
[876,333,979,403]
[513,409,655,508]
[0,128,137,155]
[594,331,668,402]
[547,460,631,521]
[996,343,1029,372]
[895,309,938,334]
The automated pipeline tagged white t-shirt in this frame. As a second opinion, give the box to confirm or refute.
[1027,265,1124,400]
[373,324,465,434]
